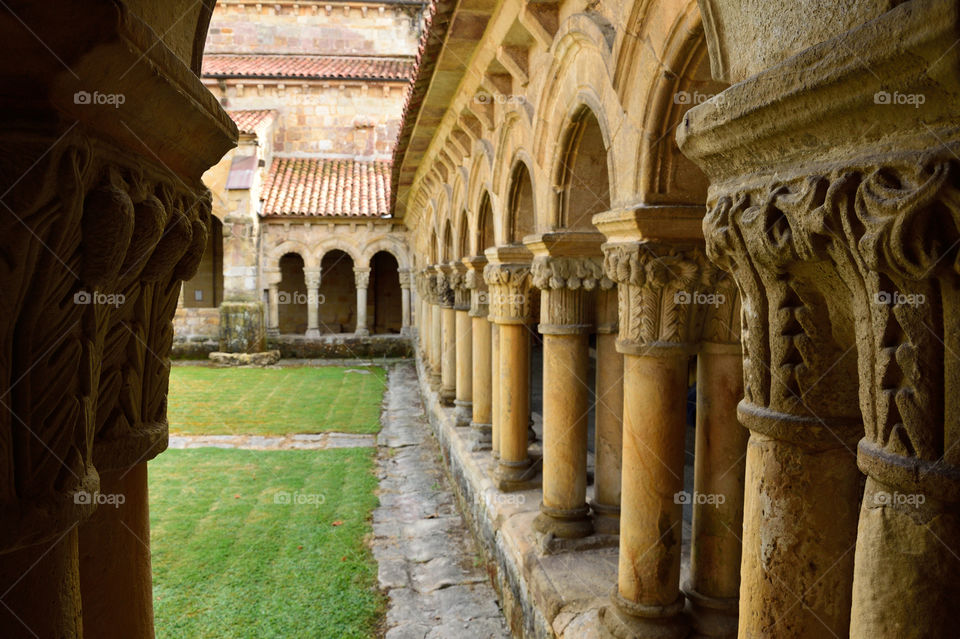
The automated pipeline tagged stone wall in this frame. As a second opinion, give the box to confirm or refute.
[172,307,221,358]
[205,1,423,57]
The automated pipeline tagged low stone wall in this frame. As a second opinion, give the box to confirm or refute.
[172,307,220,358]
[267,333,413,359]
[413,342,620,639]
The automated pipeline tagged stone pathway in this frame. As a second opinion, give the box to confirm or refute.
[373,362,511,639]
[167,432,376,450]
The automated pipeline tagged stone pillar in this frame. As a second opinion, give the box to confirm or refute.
[451,263,472,424]
[485,246,537,491]
[439,264,457,405]
[685,277,747,639]
[304,267,321,338]
[528,234,610,539]
[465,256,492,449]
[265,268,281,337]
[429,269,445,390]
[596,235,716,639]
[591,286,623,535]
[399,268,412,336]
[674,4,960,633]
[491,323,501,460]
[354,267,370,337]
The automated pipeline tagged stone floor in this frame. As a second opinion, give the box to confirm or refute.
[372,362,511,639]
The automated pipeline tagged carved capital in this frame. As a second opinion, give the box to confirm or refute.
[483,263,532,324]
[305,268,322,289]
[602,241,717,356]
[463,256,489,317]
[354,267,370,290]
[531,256,611,332]
[432,267,454,308]
[398,269,412,288]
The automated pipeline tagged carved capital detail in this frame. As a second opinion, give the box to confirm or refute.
[0,131,211,549]
[531,256,610,332]
[354,267,370,290]
[483,263,532,324]
[705,154,960,494]
[602,241,717,355]
[397,269,412,288]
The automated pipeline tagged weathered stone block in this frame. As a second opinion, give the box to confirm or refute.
[218,301,266,353]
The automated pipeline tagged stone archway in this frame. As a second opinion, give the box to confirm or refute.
[278,252,308,335]
[370,251,402,334]
[318,250,356,334]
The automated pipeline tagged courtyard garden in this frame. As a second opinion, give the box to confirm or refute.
[152,365,387,638]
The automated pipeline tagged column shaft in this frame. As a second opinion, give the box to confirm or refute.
[401,286,411,334]
[686,346,747,638]
[305,271,320,338]
[454,309,472,423]
[471,317,492,448]
[430,304,442,388]
[535,332,593,538]
[440,306,456,404]
[267,283,280,335]
[355,286,369,336]
[491,324,501,459]
[78,464,155,638]
[592,331,623,534]
[496,323,532,490]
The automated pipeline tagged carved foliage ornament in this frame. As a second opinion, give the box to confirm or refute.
[0,132,210,548]
[705,158,960,494]
[483,263,532,323]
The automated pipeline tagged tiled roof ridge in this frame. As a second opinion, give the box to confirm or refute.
[202,54,416,81]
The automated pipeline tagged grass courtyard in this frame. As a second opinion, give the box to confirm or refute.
[168,365,387,435]
[153,365,387,638]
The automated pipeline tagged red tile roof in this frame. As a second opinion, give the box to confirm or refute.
[228,109,276,134]
[203,55,414,81]
[261,157,391,217]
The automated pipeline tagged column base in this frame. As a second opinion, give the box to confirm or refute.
[534,504,594,539]
[683,585,738,639]
[590,500,621,536]
[600,590,688,639]
[453,400,472,427]
[355,328,370,337]
[469,422,492,451]
[401,326,412,337]
[439,386,456,406]
[305,328,320,339]
[495,457,541,492]
[267,328,279,337]
[428,371,442,390]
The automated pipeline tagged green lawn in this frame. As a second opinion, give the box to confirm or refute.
[151,448,383,639]
[168,366,387,435]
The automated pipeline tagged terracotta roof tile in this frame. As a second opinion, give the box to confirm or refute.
[227,109,276,134]
[203,55,414,81]
[261,157,391,217]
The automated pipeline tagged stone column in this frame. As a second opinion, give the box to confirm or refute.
[438,264,458,405]
[429,268,445,390]
[491,323,501,460]
[674,5,960,632]
[528,233,610,539]
[591,286,623,535]
[485,246,537,491]
[354,267,370,337]
[304,267,321,338]
[265,268,281,337]
[685,276,747,639]
[596,234,716,639]
[398,268,412,336]
[0,13,233,622]
[451,263,473,424]
[464,255,492,449]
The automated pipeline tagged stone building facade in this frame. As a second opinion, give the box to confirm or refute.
[173,0,422,356]
[1,0,958,638]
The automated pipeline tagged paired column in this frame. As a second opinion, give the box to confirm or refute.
[484,246,536,491]
[304,267,321,338]
[591,286,623,535]
[354,267,370,337]
[464,256,492,449]
[451,263,473,424]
